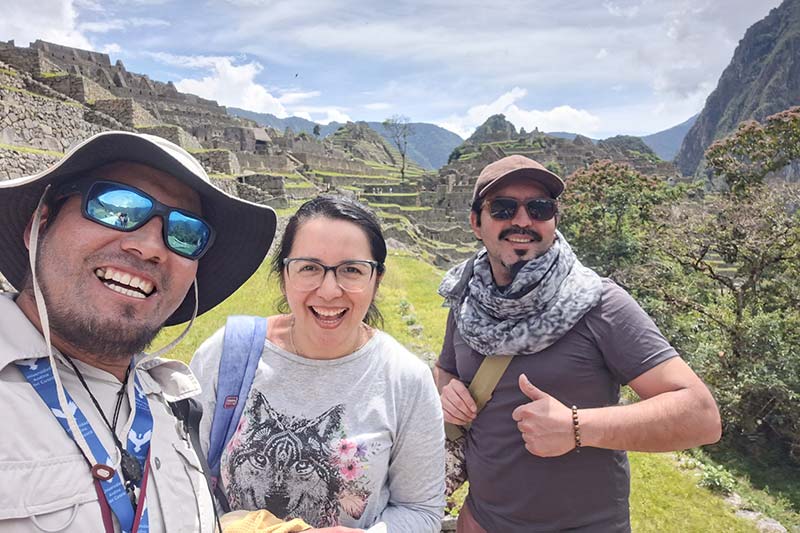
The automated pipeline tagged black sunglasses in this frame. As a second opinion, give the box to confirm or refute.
[487,197,558,221]
[57,180,215,259]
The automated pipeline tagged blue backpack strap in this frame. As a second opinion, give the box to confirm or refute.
[207,315,267,481]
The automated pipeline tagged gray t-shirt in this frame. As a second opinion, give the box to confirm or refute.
[437,279,678,532]
[191,326,445,533]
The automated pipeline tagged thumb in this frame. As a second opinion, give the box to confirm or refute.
[519,374,549,401]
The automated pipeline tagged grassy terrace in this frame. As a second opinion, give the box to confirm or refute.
[156,249,772,532]
[0,143,63,157]
[0,84,82,107]
[369,202,432,212]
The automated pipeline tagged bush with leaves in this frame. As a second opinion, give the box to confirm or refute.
[559,160,687,277]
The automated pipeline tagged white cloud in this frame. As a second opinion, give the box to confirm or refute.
[130,18,170,28]
[100,43,122,54]
[290,106,351,124]
[0,0,93,50]
[80,17,169,33]
[439,88,601,139]
[277,90,320,105]
[162,56,289,116]
[80,20,126,33]
[603,1,641,19]
[364,102,391,111]
[596,48,609,60]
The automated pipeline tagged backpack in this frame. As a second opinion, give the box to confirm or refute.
[206,315,268,511]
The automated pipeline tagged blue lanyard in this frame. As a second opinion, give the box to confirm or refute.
[17,357,153,533]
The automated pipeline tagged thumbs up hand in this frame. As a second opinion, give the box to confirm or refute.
[511,374,576,457]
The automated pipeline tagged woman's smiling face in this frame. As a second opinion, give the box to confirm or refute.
[282,216,381,358]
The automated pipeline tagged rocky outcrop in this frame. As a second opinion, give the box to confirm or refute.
[675,0,800,176]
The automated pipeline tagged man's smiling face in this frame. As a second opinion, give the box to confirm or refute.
[27,161,201,360]
[470,175,558,286]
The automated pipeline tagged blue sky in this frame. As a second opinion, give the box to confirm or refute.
[1,0,783,139]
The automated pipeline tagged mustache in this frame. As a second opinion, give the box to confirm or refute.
[499,227,542,242]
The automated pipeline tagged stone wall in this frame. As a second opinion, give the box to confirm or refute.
[362,193,419,206]
[0,43,46,77]
[135,124,203,150]
[237,152,295,172]
[239,174,286,197]
[0,145,61,180]
[235,181,274,205]
[193,149,241,175]
[0,62,25,89]
[94,98,160,128]
[0,86,106,152]
[295,153,380,175]
[38,74,115,104]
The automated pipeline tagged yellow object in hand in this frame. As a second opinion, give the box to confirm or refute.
[220,510,312,532]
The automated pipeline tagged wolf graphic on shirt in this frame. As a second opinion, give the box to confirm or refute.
[224,392,372,527]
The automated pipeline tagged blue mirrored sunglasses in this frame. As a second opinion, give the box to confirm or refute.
[57,180,215,259]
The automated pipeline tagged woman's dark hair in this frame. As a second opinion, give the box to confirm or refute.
[272,195,387,327]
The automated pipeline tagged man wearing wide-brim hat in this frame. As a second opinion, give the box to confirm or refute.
[0,131,276,532]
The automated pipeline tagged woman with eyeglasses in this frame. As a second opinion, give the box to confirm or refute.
[190,195,445,533]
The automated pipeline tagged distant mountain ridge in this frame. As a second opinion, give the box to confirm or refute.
[538,117,698,163]
[227,107,463,170]
[675,0,800,175]
[641,114,698,162]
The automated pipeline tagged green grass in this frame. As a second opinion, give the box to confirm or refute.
[0,84,78,106]
[629,453,757,532]
[0,143,63,157]
[701,444,800,530]
[0,67,18,76]
[37,71,68,78]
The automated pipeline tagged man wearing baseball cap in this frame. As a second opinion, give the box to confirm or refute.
[434,154,721,532]
[0,131,276,532]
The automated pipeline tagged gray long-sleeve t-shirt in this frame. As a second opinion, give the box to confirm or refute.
[191,325,445,533]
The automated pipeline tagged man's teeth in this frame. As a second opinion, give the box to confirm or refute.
[507,236,532,243]
[312,307,347,317]
[95,267,155,296]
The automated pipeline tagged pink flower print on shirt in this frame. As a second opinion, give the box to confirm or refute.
[335,438,357,459]
[339,458,362,481]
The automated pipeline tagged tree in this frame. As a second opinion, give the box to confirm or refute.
[558,160,685,277]
[382,115,414,182]
[313,124,321,138]
[626,111,800,461]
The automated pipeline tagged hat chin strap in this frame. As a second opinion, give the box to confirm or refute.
[28,186,99,468]
[137,278,198,365]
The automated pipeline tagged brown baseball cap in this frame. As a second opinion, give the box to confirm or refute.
[473,155,565,201]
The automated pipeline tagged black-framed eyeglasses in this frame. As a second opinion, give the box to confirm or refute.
[487,197,558,221]
[57,180,215,260]
[283,257,383,292]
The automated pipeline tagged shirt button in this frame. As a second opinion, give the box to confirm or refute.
[154,457,161,470]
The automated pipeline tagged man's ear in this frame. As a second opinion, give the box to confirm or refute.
[23,204,52,251]
[469,210,483,241]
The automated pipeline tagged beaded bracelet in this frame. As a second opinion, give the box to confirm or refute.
[571,405,582,452]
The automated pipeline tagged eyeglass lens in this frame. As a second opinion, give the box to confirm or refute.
[488,197,557,221]
[286,259,375,292]
[86,182,212,259]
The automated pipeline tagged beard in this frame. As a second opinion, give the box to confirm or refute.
[43,295,162,360]
[29,232,166,362]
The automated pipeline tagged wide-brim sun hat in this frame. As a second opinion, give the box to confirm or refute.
[473,154,565,201]
[0,130,277,325]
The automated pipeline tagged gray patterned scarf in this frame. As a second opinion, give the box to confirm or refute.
[438,231,602,356]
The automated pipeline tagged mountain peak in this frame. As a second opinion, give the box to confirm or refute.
[675,0,800,175]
